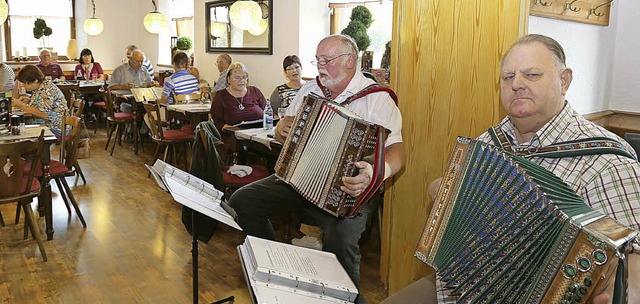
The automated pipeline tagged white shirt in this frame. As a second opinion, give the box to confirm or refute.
[286,71,403,147]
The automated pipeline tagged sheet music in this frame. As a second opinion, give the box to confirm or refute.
[148,160,241,231]
[238,244,354,304]
[131,87,162,103]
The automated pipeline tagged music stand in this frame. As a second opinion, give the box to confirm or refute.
[147,160,240,304]
[130,87,163,103]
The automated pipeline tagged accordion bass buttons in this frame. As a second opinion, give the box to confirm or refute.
[576,257,592,272]
[592,249,607,265]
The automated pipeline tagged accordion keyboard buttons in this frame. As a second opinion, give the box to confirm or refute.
[592,249,607,265]
[562,264,577,278]
[576,257,592,272]
[584,277,593,287]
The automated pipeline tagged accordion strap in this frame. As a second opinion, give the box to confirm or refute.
[315,76,398,106]
[487,126,636,160]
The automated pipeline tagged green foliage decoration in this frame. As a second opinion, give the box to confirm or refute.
[340,5,373,52]
[176,36,193,51]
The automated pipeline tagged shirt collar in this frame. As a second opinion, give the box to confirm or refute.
[333,71,374,103]
[499,101,573,148]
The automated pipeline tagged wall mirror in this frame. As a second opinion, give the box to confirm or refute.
[205,0,273,54]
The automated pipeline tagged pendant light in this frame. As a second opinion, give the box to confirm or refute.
[248,18,267,36]
[229,0,261,31]
[0,0,9,25]
[83,0,104,36]
[144,0,167,34]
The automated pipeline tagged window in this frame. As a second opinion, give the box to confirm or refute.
[5,0,74,60]
[171,0,194,51]
[330,1,393,69]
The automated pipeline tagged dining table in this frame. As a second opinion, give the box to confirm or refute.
[0,125,57,240]
[110,87,163,155]
[163,102,211,128]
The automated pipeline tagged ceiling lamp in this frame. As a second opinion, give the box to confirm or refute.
[248,18,268,36]
[0,0,8,24]
[229,0,261,31]
[83,0,104,36]
[143,0,167,34]
[210,22,227,38]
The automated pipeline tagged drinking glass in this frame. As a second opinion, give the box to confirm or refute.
[277,108,287,119]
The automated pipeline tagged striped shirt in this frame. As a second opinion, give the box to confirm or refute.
[477,102,640,230]
[142,57,155,79]
[162,70,199,104]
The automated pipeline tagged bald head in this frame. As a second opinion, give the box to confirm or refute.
[130,50,145,71]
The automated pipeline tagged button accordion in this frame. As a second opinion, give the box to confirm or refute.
[275,93,387,218]
[415,137,639,303]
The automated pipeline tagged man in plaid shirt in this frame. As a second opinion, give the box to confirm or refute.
[385,34,640,304]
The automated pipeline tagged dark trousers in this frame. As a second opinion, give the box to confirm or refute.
[229,174,378,304]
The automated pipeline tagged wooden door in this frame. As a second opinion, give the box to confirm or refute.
[381,0,528,293]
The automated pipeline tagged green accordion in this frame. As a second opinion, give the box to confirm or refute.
[415,137,638,303]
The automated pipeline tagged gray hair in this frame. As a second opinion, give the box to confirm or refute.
[226,62,249,80]
[501,34,566,69]
[125,45,139,52]
[322,34,359,56]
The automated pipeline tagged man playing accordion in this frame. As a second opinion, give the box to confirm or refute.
[229,34,406,304]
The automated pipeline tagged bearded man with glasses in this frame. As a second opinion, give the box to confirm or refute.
[229,34,405,304]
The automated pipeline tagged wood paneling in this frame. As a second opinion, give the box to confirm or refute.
[381,0,527,293]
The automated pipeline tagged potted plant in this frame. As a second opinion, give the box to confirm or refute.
[341,6,373,53]
[176,36,193,52]
[33,18,53,50]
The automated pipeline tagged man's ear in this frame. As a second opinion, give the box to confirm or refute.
[560,68,573,96]
[345,54,357,69]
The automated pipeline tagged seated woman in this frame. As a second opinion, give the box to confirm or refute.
[13,65,68,137]
[74,48,104,122]
[270,55,305,114]
[159,52,199,105]
[210,62,266,132]
[73,48,104,81]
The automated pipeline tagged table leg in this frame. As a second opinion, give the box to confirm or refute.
[40,143,54,240]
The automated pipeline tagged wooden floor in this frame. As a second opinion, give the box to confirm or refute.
[0,126,388,303]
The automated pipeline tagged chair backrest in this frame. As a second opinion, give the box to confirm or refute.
[60,115,83,170]
[100,88,117,119]
[174,92,202,104]
[0,130,45,202]
[57,83,80,104]
[624,132,640,157]
[143,102,164,140]
[69,98,85,118]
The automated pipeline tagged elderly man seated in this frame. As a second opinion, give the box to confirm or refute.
[36,49,65,81]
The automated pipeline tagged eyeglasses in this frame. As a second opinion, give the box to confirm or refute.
[311,54,351,66]
[285,65,301,71]
[233,76,248,81]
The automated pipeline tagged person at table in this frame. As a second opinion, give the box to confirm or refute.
[210,62,266,132]
[124,45,154,80]
[36,49,65,81]
[110,49,155,112]
[73,48,104,81]
[269,55,305,114]
[13,65,68,137]
[229,34,405,304]
[0,62,15,93]
[159,52,199,105]
[213,54,232,92]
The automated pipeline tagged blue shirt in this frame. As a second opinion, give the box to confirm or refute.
[162,70,199,104]
[110,62,152,88]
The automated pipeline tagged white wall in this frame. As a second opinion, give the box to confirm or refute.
[529,2,640,115]
[298,0,332,79]
[528,11,618,115]
[609,1,640,112]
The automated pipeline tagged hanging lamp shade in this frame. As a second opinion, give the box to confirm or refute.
[84,18,104,36]
[0,0,9,24]
[210,22,227,38]
[248,18,268,36]
[144,12,167,33]
[84,0,103,36]
[229,1,261,30]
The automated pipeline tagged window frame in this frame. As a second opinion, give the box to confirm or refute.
[3,0,76,61]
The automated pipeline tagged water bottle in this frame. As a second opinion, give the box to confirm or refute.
[263,100,274,130]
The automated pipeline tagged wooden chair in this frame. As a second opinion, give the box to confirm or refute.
[102,89,135,156]
[173,92,202,104]
[144,102,194,169]
[60,98,88,186]
[0,130,48,261]
[20,116,87,228]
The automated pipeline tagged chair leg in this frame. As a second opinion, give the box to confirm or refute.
[0,210,4,227]
[14,203,21,224]
[22,202,47,261]
[55,178,73,214]
[60,178,87,228]
[105,122,115,150]
[74,160,87,186]
[111,124,120,156]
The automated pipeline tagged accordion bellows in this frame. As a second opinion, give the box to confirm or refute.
[415,137,638,303]
[275,93,386,218]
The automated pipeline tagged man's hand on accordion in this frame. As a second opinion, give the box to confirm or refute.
[275,116,295,142]
[341,161,374,197]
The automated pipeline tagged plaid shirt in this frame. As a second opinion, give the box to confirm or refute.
[477,102,640,231]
